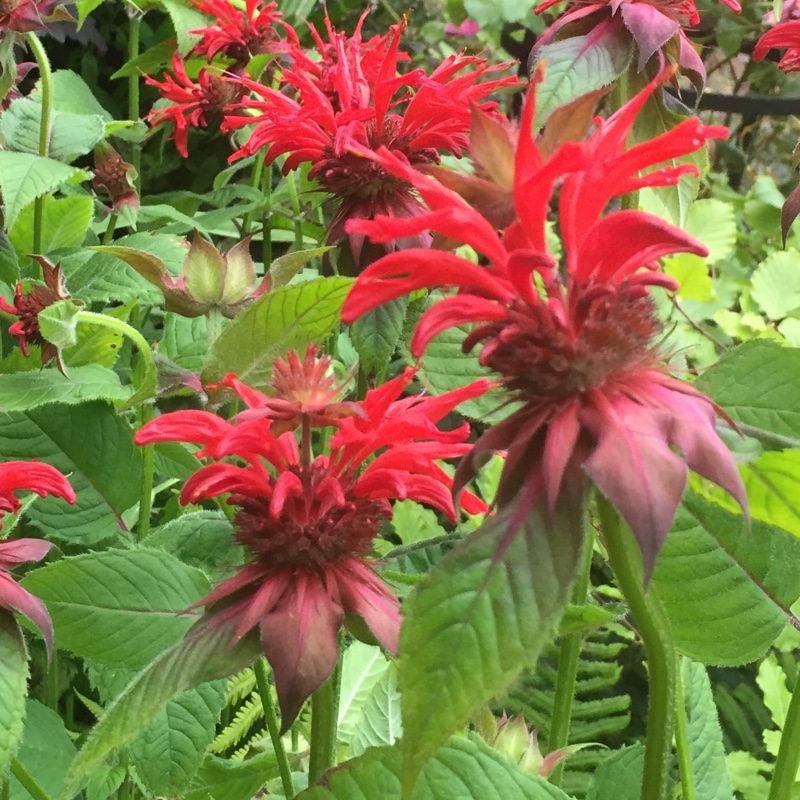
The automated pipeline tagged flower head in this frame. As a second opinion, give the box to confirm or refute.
[0,257,71,372]
[754,19,800,72]
[0,461,75,654]
[135,356,489,726]
[341,69,743,579]
[146,53,244,157]
[0,0,73,33]
[92,141,139,215]
[224,14,519,267]
[190,0,285,67]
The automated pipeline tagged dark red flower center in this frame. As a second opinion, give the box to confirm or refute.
[234,464,390,567]
[4,285,59,348]
[471,281,661,401]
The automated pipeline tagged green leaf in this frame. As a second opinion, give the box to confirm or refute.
[0,364,130,410]
[9,194,93,254]
[684,199,738,264]
[726,751,771,800]
[33,70,112,119]
[0,227,19,285]
[128,681,227,797]
[299,737,574,800]
[21,548,211,668]
[0,152,87,231]
[390,500,447,546]
[66,301,135,369]
[160,0,207,54]
[533,28,633,127]
[338,643,393,748]
[351,665,402,756]
[85,765,126,800]
[0,99,105,162]
[202,276,353,388]
[350,297,408,380]
[37,298,81,351]
[0,614,27,781]
[399,489,585,792]
[586,745,645,800]
[463,0,530,24]
[269,246,333,289]
[161,314,208,372]
[0,403,143,543]
[184,752,280,800]
[665,254,713,303]
[145,511,242,583]
[653,492,800,665]
[695,341,800,444]
[64,617,262,793]
[751,252,800,320]
[8,699,76,800]
[681,660,734,800]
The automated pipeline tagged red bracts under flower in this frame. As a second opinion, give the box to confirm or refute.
[0,0,72,33]
[135,360,489,726]
[223,15,519,266]
[341,69,743,579]
[0,461,75,654]
[190,0,285,66]
[754,20,800,72]
[146,53,244,157]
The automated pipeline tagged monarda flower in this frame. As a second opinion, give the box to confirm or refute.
[754,19,800,72]
[341,70,745,579]
[190,0,285,68]
[0,461,75,654]
[0,257,71,372]
[224,15,518,267]
[135,354,489,726]
[145,53,244,158]
[92,141,139,216]
[534,0,741,88]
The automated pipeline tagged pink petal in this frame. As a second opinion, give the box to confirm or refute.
[0,538,52,568]
[619,4,679,71]
[542,402,582,511]
[0,572,53,657]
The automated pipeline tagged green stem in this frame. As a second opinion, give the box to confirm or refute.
[75,311,156,539]
[128,14,141,194]
[254,658,295,799]
[10,757,52,800]
[769,668,800,800]
[597,496,676,800]
[547,529,595,787]
[1,778,8,800]
[242,154,265,236]
[308,652,342,784]
[674,656,696,800]
[285,171,303,251]
[25,33,53,258]
[102,213,119,245]
[45,648,59,710]
[206,308,224,348]
[261,162,273,266]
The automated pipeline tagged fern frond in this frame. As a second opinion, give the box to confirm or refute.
[226,668,256,705]
[209,692,263,754]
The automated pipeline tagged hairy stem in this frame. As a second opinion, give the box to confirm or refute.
[769,668,800,800]
[254,658,295,799]
[597,496,676,800]
[308,653,342,784]
[11,757,52,800]
[128,14,141,194]
[25,33,53,259]
[674,656,697,800]
[285,171,303,251]
[547,528,595,786]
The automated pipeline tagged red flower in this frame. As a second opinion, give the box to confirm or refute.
[0,461,76,654]
[224,14,519,266]
[341,69,744,579]
[0,258,71,373]
[135,354,489,727]
[92,141,139,214]
[145,53,244,157]
[190,0,285,66]
[0,0,72,33]
[754,20,800,72]
[535,0,740,86]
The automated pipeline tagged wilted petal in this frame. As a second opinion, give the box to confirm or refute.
[0,573,53,657]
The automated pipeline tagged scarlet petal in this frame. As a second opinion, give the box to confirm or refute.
[337,561,400,654]
[260,571,343,732]
[135,410,232,447]
[0,573,54,657]
[0,462,76,507]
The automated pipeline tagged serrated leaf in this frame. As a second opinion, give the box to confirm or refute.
[202,276,353,388]
[0,152,87,231]
[9,194,93,254]
[653,491,800,665]
[682,659,734,800]
[32,70,112,119]
[696,341,800,444]
[160,0,207,54]
[751,252,800,320]
[0,364,130,410]
[351,665,402,756]
[338,642,392,747]
[161,314,208,372]
[533,28,633,128]
[0,227,19,285]
[0,614,27,781]
[0,99,105,162]
[21,548,211,668]
[38,298,80,351]
[390,500,447,546]
[85,765,126,800]
[269,246,333,289]
[129,681,227,797]
[64,616,262,793]
[8,699,76,800]
[350,297,408,379]
[299,737,574,800]
[0,403,142,543]
[66,301,134,369]
[586,745,645,800]
[684,199,737,264]
[184,752,280,800]
[399,488,585,792]
[664,254,713,302]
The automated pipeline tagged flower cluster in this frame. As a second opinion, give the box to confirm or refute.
[135,348,489,726]
[342,69,746,579]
